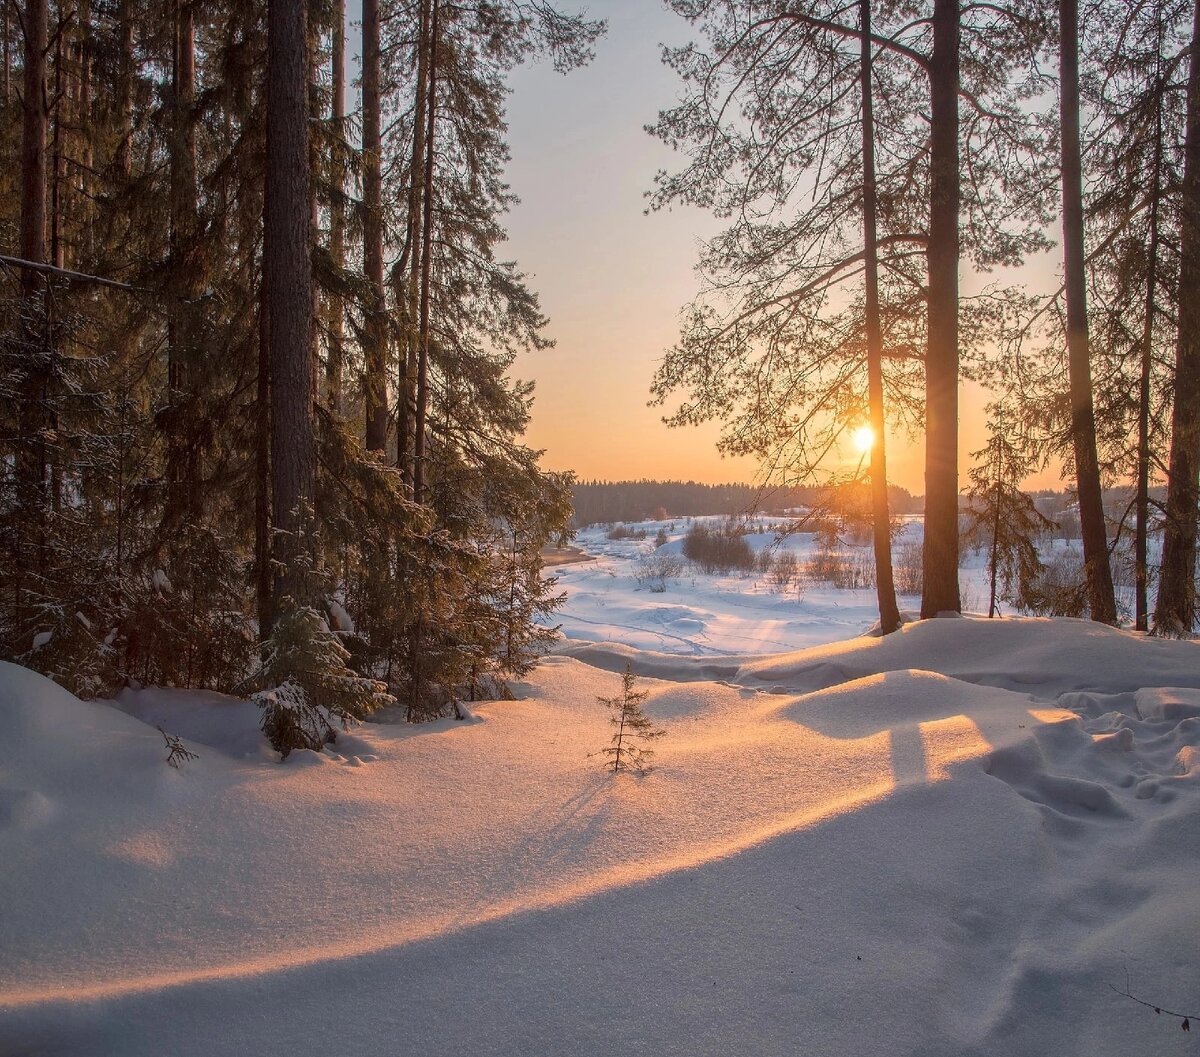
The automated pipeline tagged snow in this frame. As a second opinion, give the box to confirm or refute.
[1,525,1199,1056]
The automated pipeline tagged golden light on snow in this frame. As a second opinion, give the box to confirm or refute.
[851,424,875,454]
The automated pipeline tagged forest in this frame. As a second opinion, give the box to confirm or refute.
[1,0,1199,747]
[0,0,602,747]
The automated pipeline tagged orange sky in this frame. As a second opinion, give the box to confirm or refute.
[501,0,1064,495]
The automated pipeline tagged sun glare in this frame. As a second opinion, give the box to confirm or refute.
[851,424,875,454]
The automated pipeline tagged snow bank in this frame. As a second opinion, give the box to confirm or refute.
[2,616,1198,1056]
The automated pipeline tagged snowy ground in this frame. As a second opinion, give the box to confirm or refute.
[548,516,994,655]
[2,524,1198,1056]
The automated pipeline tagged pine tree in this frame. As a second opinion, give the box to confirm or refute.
[964,414,1053,618]
[595,664,664,775]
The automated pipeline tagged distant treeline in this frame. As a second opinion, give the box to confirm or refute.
[570,480,922,528]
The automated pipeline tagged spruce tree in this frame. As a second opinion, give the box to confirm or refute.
[595,664,665,775]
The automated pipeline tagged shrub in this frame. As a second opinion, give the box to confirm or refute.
[634,553,685,592]
[894,541,923,596]
[607,524,647,541]
[682,524,756,574]
[1015,549,1087,617]
[769,551,800,592]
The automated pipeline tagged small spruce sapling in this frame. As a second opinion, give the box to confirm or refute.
[594,664,665,774]
[158,727,199,769]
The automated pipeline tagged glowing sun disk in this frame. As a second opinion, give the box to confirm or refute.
[851,424,875,454]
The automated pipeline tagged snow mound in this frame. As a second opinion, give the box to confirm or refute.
[113,686,270,761]
[737,616,1200,697]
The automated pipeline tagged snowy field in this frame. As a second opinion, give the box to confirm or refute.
[2,521,1199,1056]
[550,515,1000,655]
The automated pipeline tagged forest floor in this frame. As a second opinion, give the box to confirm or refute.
[1,521,1197,1056]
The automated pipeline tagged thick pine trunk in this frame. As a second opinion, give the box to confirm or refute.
[860,0,900,634]
[920,0,961,618]
[326,0,345,415]
[265,0,315,608]
[361,0,388,456]
[1059,0,1117,625]
[1154,0,1200,635]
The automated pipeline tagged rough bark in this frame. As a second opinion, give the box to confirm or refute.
[920,0,961,618]
[265,0,315,608]
[860,0,900,635]
[1059,0,1117,625]
[361,0,388,456]
[1154,0,1200,636]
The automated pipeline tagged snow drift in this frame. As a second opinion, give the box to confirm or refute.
[1,617,1198,1056]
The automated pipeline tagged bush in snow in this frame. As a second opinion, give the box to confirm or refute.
[682,523,755,574]
[1015,550,1088,618]
[768,551,801,592]
[634,552,685,592]
[251,598,394,759]
[893,541,924,596]
[606,523,646,541]
[594,664,665,775]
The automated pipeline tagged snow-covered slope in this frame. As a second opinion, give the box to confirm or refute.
[1,618,1198,1056]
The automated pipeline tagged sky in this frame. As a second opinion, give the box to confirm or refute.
[352,0,1061,494]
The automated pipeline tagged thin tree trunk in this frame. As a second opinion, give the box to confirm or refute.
[50,13,64,270]
[1136,44,1165,633]
[3,0,10,104]
[1059,0,1117,624]
[19,0,50,608]
[76,0,92,258]
[860,0,900,635]
[165,0,198,532]
[361,0,388,456]
[256,286,272,637]
[116,0,133,178]
[1154,0,1200,636]
[265,0,315,608]
[399,0,431,486]
[920,0,961,618]
[326,0,345,415]
[413,0,440,505]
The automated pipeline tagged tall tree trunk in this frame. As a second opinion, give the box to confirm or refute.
[1137,42,1165,633]
[860,0,900,634]
[265,0,315,608]
[1059,0,1117,624]
[398,0,431,486]
[326,0,346,416]
[256,286,272,637]
[18,0,50,606]
[116,0,133,178]
[1154,0,1200,636]
[50,10,65,270]
[920,0,961,618]
[3,0,10,104]
[361,0,388,456]
[165,0,198,533]
[413,0,439,505]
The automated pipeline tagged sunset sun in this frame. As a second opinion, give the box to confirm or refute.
[851,424,875,454]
